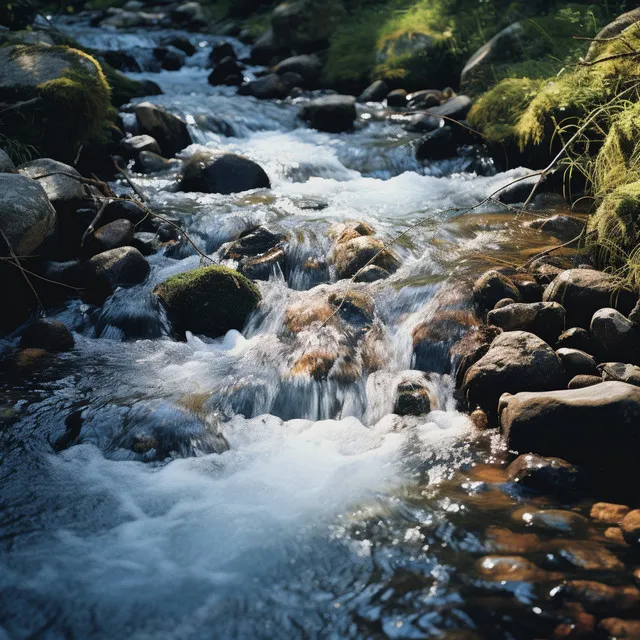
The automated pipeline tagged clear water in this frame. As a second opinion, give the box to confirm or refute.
[0,21,615,640]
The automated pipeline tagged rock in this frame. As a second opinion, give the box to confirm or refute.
[586,8,640,61]
[133,232,161,256]
[239,247,286,281]
[494,298,516,310]
[506,454,588,498]
[135,151,178,174]
[500,382,640,468]
[554,580,640,614]
[519,509,588,537]
[394,373,432,416]
[622,510,640,546]
[601,362,640,386]
[470,407,489,430]
[239,73,288,99]
[473,270,521,314]
[155,46,186,71]
[162,35,196,57]
[543,269,637,328]
[19,159,97,216]
[271,0,345,53]
[463,331,565,413]
[551,540,624,571]
[273,54,322,84]
[476,555,546,582]
[353,265,389,283]
[329,234,400,280]
[415,127,458,162]
[452,325,502,388]
[590,502,630,525]
[591,308,640,364]
[556,348,599,379]
[0,149,15,173]
[134,102,192,157]
[85,247,150,301]
[528,215,586,242]
[83,219,135,258]
[250,29,288,66]
[358,80,389,103]
[510,273,544,302]
[179,151,270,195]
[407,89,449,109]
[19,320,74,352]
[599,618,640,638]
[100,200,148,228]
[0,173,56,256]
[386,89,407,107]
[120,135,161,158]
[208,57,245,86]
[210,42,236,65]
[404,113,443,133]
[487,302,565,345]
[426,95,473,121]
[154,265,261,338]
[556,327,593,352]
[300,95,357,133]
[568,375,602,390]
[222,226,286,259]
[170,1,206,28]
[0,45,111,163]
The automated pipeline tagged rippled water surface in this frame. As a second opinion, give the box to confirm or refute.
[0,20,616,640]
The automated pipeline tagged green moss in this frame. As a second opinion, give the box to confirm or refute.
[155,265,262,338]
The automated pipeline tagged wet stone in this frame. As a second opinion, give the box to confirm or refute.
[590,502,630,525]
[520,509,589,537]
[599,618,640,639]
[604,527,628,546]
[506,454,588,498]
[549,540,624,571]
[473,270,521,315]
[19,320,74,353]
[476,555,546,582]
[394,374,432,416]
[484,526,541,554]
[622,510,640,546]
[553,580,640,614]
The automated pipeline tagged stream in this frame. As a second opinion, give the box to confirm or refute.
[0,20,619,640]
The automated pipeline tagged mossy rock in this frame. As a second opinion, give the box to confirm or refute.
[0,44,112,164]
[154,266,262,338]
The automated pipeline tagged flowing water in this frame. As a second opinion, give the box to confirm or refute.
[0,21,623,640]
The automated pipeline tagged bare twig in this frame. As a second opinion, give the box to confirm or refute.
[113,158,148,202]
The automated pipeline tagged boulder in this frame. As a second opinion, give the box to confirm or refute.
[222,226,286,260]
[100,200,148,228]
[463,331,565,413]
[0,45,111,163]
[0,149,15,173]
[329,234,400,280]
[487,301,565,345]
[556,327,593,353]
[210,42,236,65]
[19,320,74,353]
[300,95,357,133]
[135,151,178,174]
[162,35,196,57]
[473,270,521,315]
[543,269,637,328]
[239,73,288,99]
[425,95,473,121]
[528,215,586,242]
[415,127,458,162]
[601,362,640,386]
[404,113,442,133]
[240,247,286,280]
[556,348,599,379]
[0,173,56,256]
[82,219,135,258]
[452,325,502,388]
[154,265,261,338]
[568,375,602,390]
[506,453,587,498]
[179,151,270,195]
[273,54,322,84]
[407,89,448,109]
[358,80,389,103]
[500,382,640,468]
[494,298,516,310]
[394,372,432,416]
[85,247,150,301]
[154,46,186,71]
[208,57,245,86]
[518,509,588,537]
[120,135,161,158]
[386,89,407,108]
[134,103,192,157]
[170,1,206,28]
[590,308,640,364]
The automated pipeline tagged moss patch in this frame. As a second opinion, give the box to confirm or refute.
[154,265,262,338]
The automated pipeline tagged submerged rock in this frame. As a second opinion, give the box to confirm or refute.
[543,269,637,328]
[463,331,564,413]
[500,382,640,468]
[300,95,357,133]
[554,580,640,614]
[0,173,56,256]
[590,502,630,525]
[179,151,271,195]
[506,454,587,498]
[134,102,192,157]
[154,265,261,338]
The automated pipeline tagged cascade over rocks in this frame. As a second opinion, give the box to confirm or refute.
[543,269,637,328]
[500,382,640,469]
[179,151,271,195]
[300,95,357,133]
[0,173,56,257]
[134,103,192,157]
[154,266,261,338]
[462,331,565,414]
